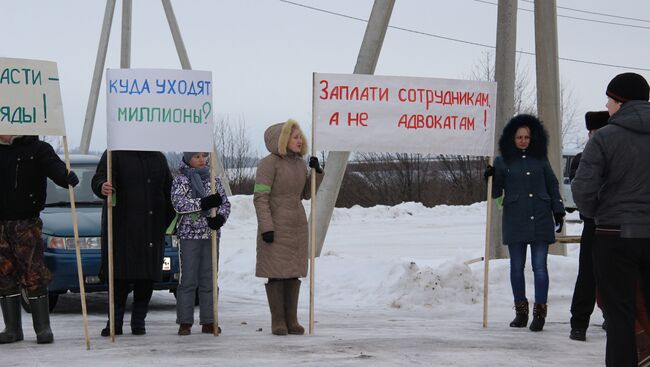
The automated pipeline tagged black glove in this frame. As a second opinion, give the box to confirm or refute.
[308,156,323,174]
[66,171,79,187]
[261,231,274,244]
[207,215,226,230]
[483,165,495,180]
[200,194,223,210]
[554,212,565,233]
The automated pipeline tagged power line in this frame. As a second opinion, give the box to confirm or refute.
[278,0,650,72]
[520,0,650,24]
[473,0,650,31]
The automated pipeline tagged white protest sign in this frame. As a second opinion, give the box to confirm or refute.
[106,68,213,152]
[0,57,66,136]
[313,73,497,156]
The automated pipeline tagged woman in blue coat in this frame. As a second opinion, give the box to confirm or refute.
[489,114,565,332]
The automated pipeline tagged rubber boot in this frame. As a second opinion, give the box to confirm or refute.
[265,281,287,335]
[284,279,305,335]
[0,293,23,343]
[529,303,547,332]
[509,300,529,328]
[28,293,53,344]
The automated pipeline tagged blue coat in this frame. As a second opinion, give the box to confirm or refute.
[492,153,564,245]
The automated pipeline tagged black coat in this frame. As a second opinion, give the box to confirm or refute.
[92,151,174,281]
[492,115,565,245]
[0,136,69,220]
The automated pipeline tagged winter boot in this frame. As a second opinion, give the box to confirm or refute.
[529,303,547,332]
[509,300,529,328]
[201,323,222,334]
[0,292,24,343]
[569,328,586,341]
[101,283,128,337]
[265,281,287,335]
[284,279,305,335]
[28,291,53,344]
[178,323,192,336]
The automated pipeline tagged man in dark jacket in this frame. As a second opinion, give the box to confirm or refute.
[92,150,174,337]
[572,72,650,367]
[568,111,609,342]
[0,135,78,344]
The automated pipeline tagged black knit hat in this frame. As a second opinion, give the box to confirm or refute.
[606,73,650,103]
[585,111,609,131]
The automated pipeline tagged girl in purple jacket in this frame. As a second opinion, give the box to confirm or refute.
[171,152,230,336]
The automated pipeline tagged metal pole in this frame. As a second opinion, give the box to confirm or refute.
[534,0,566,255]
[312,0,395,256]
[121,0,132,69]
[161,0,190,69]
[161,0,232,196]
[490,0,518,260]
[79,0,117,154]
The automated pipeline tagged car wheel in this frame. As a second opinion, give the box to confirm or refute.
[20,290,59,313]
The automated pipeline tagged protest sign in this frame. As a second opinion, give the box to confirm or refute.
[0,57,66,136]
[106,68,213,152]
[313,73,497,156]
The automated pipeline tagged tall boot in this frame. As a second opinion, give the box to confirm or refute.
[529,303,547,332]
[264,281,287,335]
[284,279,304,335]
[509,300,529,328]
[0,293,23,343]
[28,290,53,344]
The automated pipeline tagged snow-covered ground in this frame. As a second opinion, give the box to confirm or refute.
[5,196,605,366]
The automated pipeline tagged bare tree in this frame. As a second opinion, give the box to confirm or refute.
[213,116,257,194]
[468,51,536,115]
[559,81,586,149]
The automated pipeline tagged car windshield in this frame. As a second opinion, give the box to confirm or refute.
[45,164,102,205]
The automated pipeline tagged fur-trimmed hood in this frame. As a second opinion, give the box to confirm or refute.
[498,114,548,162]
[263,119,308,157]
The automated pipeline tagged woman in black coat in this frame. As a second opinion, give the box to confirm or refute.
[489,114,565,332]
[92,150,174,336]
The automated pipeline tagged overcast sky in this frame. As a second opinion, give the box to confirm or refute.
[3,0,649,155]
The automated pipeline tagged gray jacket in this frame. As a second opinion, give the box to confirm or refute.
[571,101,650,238]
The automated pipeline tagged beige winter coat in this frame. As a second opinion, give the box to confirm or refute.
[254,120,322,278]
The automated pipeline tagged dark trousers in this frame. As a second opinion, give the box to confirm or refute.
[570,219,599,330]
[110,279,154,328]
[593,229,650,367]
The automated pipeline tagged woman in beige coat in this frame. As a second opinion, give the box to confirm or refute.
[253,119,323,336]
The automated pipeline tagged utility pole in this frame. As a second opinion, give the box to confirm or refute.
[77,0,232,194]
[534,0,566,255]
[311,0,395,256]
[79,0,116,154]
[490,0,518,260]
[161,0,231,196]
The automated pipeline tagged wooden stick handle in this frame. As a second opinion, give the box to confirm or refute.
[63,136,91,349]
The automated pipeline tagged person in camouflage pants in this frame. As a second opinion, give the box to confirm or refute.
[0,218,52,294]
[0,135,78,344]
